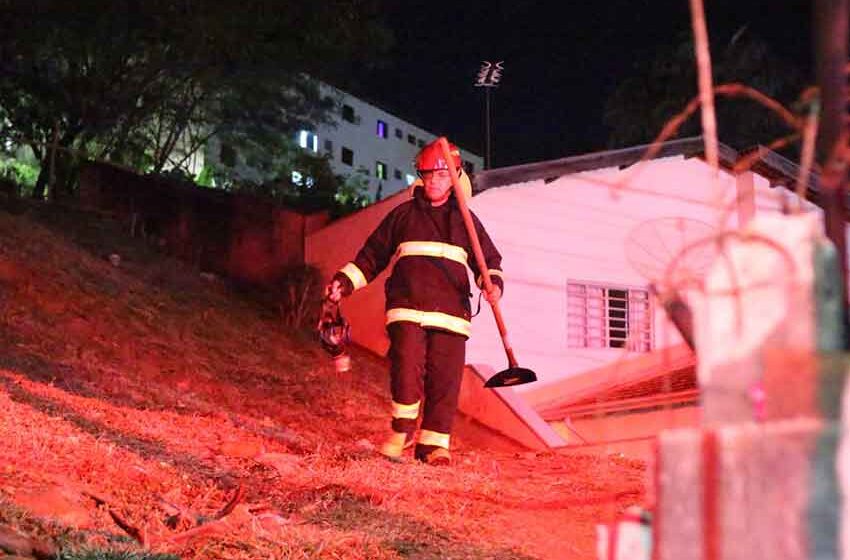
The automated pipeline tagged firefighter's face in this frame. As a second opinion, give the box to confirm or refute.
[420,168,453,206]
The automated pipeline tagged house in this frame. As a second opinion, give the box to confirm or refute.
[306,137,824,453]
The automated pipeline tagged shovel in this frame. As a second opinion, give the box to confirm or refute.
[436,138,537,388]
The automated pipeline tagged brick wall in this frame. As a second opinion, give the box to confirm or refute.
[78,162,329,286]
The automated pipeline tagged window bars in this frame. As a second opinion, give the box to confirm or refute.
[567,281,653,351]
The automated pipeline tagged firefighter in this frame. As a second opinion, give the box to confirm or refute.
[324,139,503,466]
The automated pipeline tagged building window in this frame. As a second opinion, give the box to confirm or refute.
[395,128,403,139]
[324,139,333,154]
[463,160,475,174]
[342,104,356,123]
[407,134,416,145]
[376,161,388,180]
[341,147,354,166]
[394,168,402,180]
[297,130,319,152]
[417,139,425,148]
[405,173,416,185]
[566,282,652,352]
[376,120,388,138]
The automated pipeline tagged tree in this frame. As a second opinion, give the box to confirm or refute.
[604,29,806,154]
[0,0,391,199]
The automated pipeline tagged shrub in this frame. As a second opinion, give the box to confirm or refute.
[276,264,324,329]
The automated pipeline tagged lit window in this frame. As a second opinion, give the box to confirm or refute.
[376,120,388,138]
[297,130,319,152]
[341,147,354,166]
[342,104,355,123]
[376,161,387,180]
[567,282,652,352]
[405,173,416,185]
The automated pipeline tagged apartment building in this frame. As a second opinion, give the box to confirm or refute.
[296,82,483,201]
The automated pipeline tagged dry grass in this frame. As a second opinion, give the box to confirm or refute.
[0,200,645,559]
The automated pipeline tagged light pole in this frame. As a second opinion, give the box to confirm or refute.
[474,61,504,169]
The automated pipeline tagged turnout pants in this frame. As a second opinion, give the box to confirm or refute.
[387,321,466,450]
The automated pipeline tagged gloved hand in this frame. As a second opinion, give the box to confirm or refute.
[324,279,344,303]
[317,280,343,331]
[484,284,502,304]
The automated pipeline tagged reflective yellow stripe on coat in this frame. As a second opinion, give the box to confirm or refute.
[396,241,468,267]
[340,262,368,291]
[386,308,471,337]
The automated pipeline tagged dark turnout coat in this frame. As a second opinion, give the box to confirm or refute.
[334,188,504,338]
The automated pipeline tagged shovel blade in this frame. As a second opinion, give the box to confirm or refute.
[484,366,537,388]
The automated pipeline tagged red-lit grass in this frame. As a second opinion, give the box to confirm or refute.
[0,205,645,559]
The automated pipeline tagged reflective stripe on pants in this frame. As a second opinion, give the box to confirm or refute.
[387,322,465,441]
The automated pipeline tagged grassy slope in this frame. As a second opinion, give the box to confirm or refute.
[0,200,645,559]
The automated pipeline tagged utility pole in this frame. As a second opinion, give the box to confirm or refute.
[474,61,504,169]
[814,0,849,317]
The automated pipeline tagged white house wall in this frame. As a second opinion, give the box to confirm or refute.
[309,151,848,401]
[464,155,765,393]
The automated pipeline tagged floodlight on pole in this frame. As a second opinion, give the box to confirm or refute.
[474,61,504,169]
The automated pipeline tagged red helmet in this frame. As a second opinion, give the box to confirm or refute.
[416,139,462,172]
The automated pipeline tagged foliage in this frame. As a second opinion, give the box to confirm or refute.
[332,170,373,217]
[604,29,806,154]
[201,138,375,216]
[276,265,324,329]
[195,165,215,188]
[0,157,39,192]
[0,0,392,199]
[149,166,196,185]
[209,143,341,210]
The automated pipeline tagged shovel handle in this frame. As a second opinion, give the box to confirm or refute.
[436,138,519,369]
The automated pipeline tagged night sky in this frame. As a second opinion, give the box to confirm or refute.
[349,0,813,168]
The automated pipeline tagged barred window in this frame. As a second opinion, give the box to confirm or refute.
[567,282,652,352]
